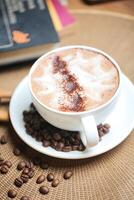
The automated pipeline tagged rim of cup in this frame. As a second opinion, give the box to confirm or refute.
[29,45,122,116]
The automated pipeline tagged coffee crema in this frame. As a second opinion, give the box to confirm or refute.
[31,48,119,112]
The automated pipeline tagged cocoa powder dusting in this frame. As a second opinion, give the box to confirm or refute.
[53,56,86,112]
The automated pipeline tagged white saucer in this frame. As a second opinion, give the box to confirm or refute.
[9,74,134,159]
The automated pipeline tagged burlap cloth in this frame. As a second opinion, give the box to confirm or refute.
[0,11,134,199]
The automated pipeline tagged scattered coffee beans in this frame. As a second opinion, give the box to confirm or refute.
[22,168,29,175]
[0,135,7,144]
[13,148,21,156]
[36,175,45,184]
[63,171,73,179]
[8,189,17,198]
[51,179,60,187]
[4,160,12,168]
[20,196,30,200]
[39,186,49,195]
[0,165,8,174]
[14,178,23,188]
[28,168,35,179]
[47,173,54,182]
[17,161,26,170]
[20,173,29,183]
[40,161,49,170]
[23,104,110,152]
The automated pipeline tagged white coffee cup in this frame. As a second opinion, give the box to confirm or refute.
[29,45,121,148]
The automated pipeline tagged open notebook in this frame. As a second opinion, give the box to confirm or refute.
[0,0,59,67]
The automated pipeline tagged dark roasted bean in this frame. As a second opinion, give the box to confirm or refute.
[36,175,45,184]
[39,186,49,195]
[17,161,26,170]
[0,158,4,166]
[72,145,79,151]
[13,148,21,156]
[26,161,34,169]
[78,144,85,151]
[103,123,111,129]
[62,146,72,152]
[22,168,29,175]
[14,178,23,187]
[32,157,40,166]
[4,160,12,168]
[56,142,64,151]
[53,133,61,141]
[0,165,8,174]
[28,169,35,178]
[63,171,73,179]
[20,196,30,200]
[0,135,7,144]
[7,189,17,198]
[20,174,29,183]
[43,140,51,147]
[47,173,54,182]
[51,179,60,187]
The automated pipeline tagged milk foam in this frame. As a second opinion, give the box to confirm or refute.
[31,48,119,111]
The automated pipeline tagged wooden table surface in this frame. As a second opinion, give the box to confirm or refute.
[0,0,134,107]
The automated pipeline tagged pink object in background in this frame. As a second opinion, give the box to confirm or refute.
[51,0,75,27]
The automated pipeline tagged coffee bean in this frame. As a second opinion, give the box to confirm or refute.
[22,167,29,174]
[63,171,73,179]
[20,196,30,200]
[0,158,4,166]
[28,169,35,179]
[4,160,12,168]
[47,173,54,182]
[0,165,8,174]
[20,174,29,183]
[17,161,26,170]
[104,123,111,129]
[36,175,45,184]
[51,140,58,148]
[43,140,51,147]
[40,161,49,170]
[78,144,85,151]
[14,178,23,187]
[102,126,109,134]
[13,148,21,156]
[8,189,17,198]
[72,145,79,151]
[56,142,64,151]
[62,146,72,152]
[53,133,61,141]
[39,186,49,195]
[0,135,7,144]
[26,161,34,169]
[51,179,60,187]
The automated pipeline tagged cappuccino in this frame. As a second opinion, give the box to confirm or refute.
[31,48,119,112]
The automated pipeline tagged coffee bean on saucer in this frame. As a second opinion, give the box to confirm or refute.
[0,135,7,144]
[28,168,35,179]
[17,161,26,170]
[8,189,17,198]
[36,175,45,184]
[53,132,62,141]
[51,179,60,187]
[39,186,49,195]
[55,142,64,151]
[63,171,73,179]
[14,178,23,188]
[4,160,12,168]
[0,165,8,174]
[72,145,79,151]
[13,148,21,156]
[20,173,29,183]
[62,146,72,152]
[47,173,54,182]
[43,140,51,147]
[78,144,86,151]
[103,123,111,129]
[20,196,30,200]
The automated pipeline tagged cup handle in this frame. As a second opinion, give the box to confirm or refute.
[80,115,99,148]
